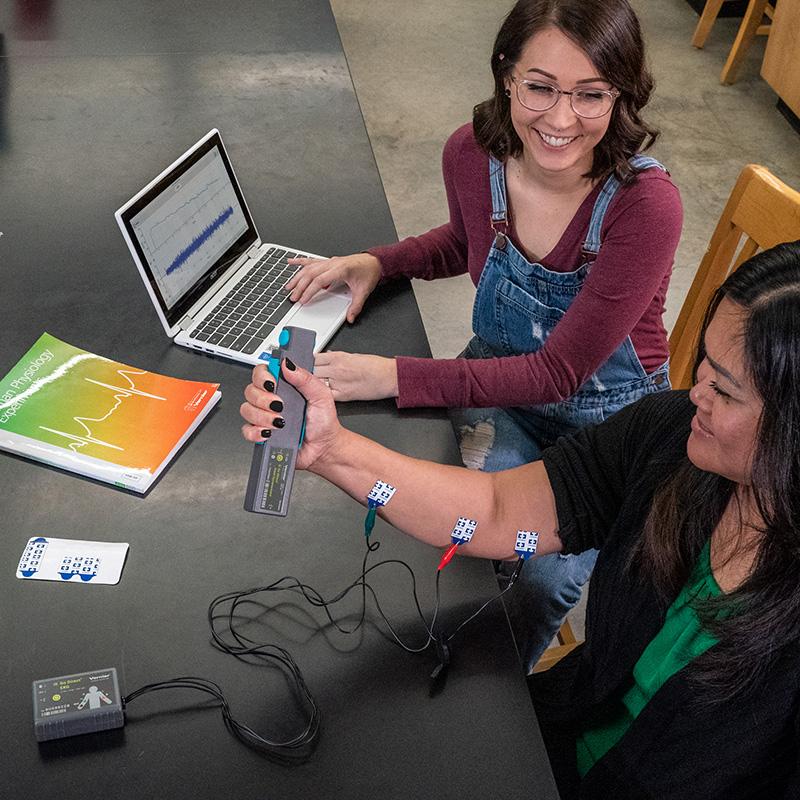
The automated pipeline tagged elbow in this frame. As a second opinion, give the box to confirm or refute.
[527,352,589,403]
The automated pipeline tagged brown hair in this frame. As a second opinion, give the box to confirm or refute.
[473,0,658,183]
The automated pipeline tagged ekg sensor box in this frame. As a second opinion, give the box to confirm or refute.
[32,668,124,742]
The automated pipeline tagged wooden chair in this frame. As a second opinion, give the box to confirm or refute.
[532,619,579,674]
[533,164,800,674]
[670,164,800,390]
[691,0,775,84]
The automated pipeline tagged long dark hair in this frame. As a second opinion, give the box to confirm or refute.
[637,240,800,702]
[473,0,658,184]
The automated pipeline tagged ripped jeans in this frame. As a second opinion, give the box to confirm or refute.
[450,403,598,673]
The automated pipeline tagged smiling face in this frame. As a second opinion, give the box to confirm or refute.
[687,298,764,485]
[505,26,615,180]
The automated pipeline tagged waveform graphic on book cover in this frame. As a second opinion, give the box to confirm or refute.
[165,205,234,276]
[40,369,166,454]
[0,333,221,489]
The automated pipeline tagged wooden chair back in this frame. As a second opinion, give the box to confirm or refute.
[669,164,800,390]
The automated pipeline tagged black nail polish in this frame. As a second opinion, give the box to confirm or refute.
[274,417,286,429]
[263,379,275,392]
[284,358,296,371]
[260,429,272,438]
[269,400,283,412]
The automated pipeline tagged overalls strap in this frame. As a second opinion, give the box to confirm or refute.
[489,155,507,225]
[582,156,668,256]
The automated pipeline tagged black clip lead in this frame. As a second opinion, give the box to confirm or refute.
[505,530,540,587]
[430,633,452,695]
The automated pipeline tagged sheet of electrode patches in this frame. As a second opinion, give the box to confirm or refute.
[16,537,129,585]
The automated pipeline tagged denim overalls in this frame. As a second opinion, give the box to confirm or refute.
[451,154,671,671]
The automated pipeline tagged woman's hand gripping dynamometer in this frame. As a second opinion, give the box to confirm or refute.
[240,360,341,471]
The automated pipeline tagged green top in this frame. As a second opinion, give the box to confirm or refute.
[576,540,722,777]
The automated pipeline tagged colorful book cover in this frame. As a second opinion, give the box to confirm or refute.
[0,333,221,492]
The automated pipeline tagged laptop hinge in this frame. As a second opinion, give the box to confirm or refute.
[178,314,195,332]
[247,243,261,258]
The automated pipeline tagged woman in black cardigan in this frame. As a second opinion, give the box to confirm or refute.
[241,240,800,798]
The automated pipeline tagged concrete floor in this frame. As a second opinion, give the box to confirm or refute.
[329,0,800,639]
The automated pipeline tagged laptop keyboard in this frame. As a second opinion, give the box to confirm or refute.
[190,247,302,355]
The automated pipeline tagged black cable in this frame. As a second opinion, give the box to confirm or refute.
[122,676,318,764]
[209,539,440,654]
[121,530,520,763]
[445,571,518,642]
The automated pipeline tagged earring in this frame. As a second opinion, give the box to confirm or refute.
[504,88,511,98]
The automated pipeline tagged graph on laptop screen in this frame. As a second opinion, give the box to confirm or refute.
[128,148,249,309]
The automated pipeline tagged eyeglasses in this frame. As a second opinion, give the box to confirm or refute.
[509,75,619,119]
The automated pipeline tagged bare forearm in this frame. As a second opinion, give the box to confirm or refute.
[309,428,562,560]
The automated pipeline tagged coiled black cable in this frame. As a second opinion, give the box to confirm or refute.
[121,536,522,762]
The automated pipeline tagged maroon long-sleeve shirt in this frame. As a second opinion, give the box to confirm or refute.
[369,124,683,409]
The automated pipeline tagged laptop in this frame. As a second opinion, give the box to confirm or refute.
[115,129,351,364]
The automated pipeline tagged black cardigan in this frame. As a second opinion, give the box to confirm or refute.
[531,390,800,800]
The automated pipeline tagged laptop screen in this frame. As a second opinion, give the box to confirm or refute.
[117,130,258,329]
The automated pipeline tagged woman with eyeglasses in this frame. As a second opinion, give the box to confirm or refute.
[242,240,800,799]
[282,0,683,670]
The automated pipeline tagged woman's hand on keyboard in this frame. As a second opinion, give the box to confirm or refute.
[285,253,381,323]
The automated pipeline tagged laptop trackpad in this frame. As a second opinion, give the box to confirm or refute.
[285,285,351,352]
